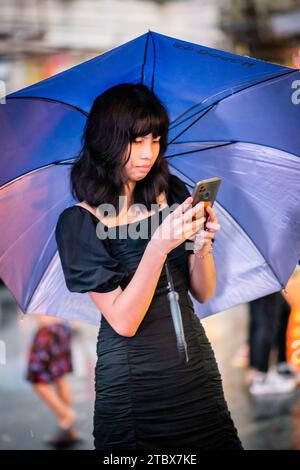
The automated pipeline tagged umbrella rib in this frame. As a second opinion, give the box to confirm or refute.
[225,139,300,161]
[6,96,89,117]
[150,30,157,93]
[166,139,300,162]
[170,105,215,132]
[24,235,59,311]
[170,140,236,145]
[0,159,76,190]
[24,248,60,313]
[141,30,156,92]
[173,68,296,125]
[169,105,215,144]
[167,163,287,290]
[170,105,220,131]
[171,70,292,126]
[141,30,151,85]
[166,141,235,158]
[169,69,296,141]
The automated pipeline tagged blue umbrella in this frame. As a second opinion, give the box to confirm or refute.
[1,30,300,325]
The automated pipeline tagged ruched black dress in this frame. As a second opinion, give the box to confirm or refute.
[55,174,243,450]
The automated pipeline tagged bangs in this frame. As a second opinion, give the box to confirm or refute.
[129,109,168,141]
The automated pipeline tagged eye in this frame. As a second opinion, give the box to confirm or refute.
[132,137,161,143]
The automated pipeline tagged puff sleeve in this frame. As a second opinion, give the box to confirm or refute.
[55,206,130,294]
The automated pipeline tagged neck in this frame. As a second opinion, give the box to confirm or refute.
[122,180,136,209]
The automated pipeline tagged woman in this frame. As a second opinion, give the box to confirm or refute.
[55,83,243,450]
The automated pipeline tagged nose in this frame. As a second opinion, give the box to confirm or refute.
[140,140,153,161]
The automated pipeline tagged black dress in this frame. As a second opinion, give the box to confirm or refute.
[55,174,243,450]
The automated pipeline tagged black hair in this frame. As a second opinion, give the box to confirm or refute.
[70,82,170,215]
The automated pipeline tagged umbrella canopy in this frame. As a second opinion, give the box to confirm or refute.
[1,30,300,325]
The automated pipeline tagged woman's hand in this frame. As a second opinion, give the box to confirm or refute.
[150,196,206,255]
[189,204,221,250]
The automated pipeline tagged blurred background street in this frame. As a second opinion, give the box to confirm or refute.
[1,0,300,95]
[1,286,300,450]
[1,0,300,451]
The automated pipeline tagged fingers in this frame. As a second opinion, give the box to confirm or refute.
[205,205,217,223]
[171,198,219,241]
[195,229,215,241]
[174,197,205,219]
[206,222,221,233]
[183,215,206,239]
[172,198,204,228]
[204,206,221,233]
[180,199,205,234]
[183,199,204,219]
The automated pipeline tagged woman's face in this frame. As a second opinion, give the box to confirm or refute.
[124,133,161,182]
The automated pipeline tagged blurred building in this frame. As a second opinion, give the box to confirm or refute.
[0,0,229,94]
[220,0,300,66]
[1,0,300,94]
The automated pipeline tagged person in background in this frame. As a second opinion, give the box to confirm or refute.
[25,314,80,447]
[248,291,297,397]
[283,264,300,381]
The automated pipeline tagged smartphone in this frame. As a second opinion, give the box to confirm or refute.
[191,177,221,229]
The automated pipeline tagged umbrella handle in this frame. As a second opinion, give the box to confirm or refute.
[167,290,189,364]
[164,259,189,364]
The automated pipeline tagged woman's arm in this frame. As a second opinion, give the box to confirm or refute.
[88,241,167,337]
[187,205,220,303]
[188,250,216,303]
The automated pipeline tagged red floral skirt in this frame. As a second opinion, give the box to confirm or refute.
[26,323,73,384]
